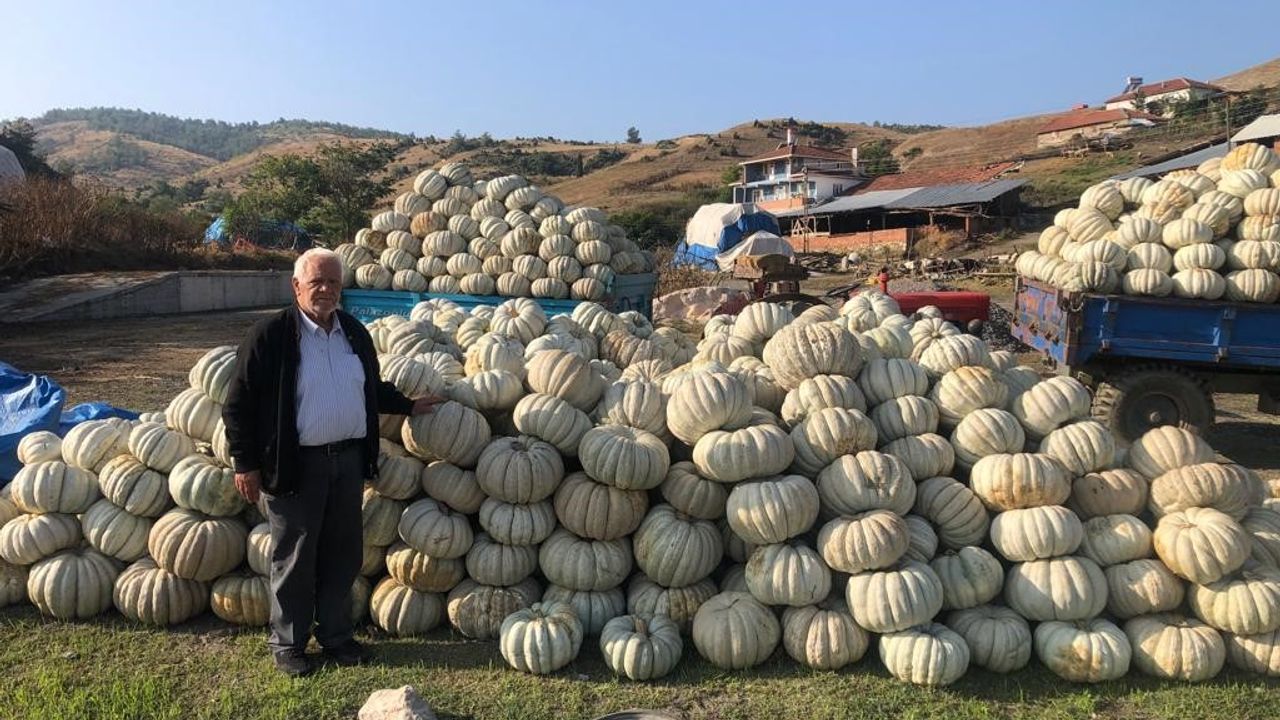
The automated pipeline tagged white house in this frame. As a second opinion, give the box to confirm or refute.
[731,129,866,213]
[1104,77,1225,115]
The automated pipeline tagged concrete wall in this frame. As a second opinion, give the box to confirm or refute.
[35,271,293,322]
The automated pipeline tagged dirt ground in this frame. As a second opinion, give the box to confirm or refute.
[2,306,1275,489]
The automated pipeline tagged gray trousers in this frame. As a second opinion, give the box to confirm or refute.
[264,442,364,654]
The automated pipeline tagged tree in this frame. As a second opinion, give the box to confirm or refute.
[0,121,58,177]
[858,139,901,176]
[1131,89,1147,113]
[626,127,642,144]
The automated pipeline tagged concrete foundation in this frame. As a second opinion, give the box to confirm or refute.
[0,271,293,323]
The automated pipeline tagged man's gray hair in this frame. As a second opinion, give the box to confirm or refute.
[293,248,342,279]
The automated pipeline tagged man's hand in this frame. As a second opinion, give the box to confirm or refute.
[411,394,445,416]
[235,470,262,504]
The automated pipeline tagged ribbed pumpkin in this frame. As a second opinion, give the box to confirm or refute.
[538,528,632,592]
[553,472,647,541]
[61,418,131,472]
[882,433,955,480]
[1070,468,1149,520]
[780,598,869,670]
[81,499,152,562]
[869,395,939,443]
[475,435,563,504]
[127,422,196,474]
[879,623,970,687]
[692,592,780,669]
[949,408,1025,471]
[113,557,208,626]
[1004,556,1106,621]
[664,371,753,445]
[9,461,100,514]
[789,407,877,476]
[0,512,82,566]
[1154,507,1249,584]
[1244,507,1280,569]
[1010,375,1091,438]
[579,425,670,491]
[914,476,989,549]
[989,505,1084,562]
[858,358,929,406]
[541,585,624,636]
[724,474,818,546]
[16,430,61,465]
[626,573,717,634]
[816,451,916,516]
[27,548,120,619]
[401,401,491,466]
[398,498,474,560]
[846,560,944,633]
[421,460,485,515]
[148,508,247,582]
[1188,561,1280,635]
[445,578,540,640]
[632,505,721,588]
[1127,425,1216,480]
[478,498,556,546]
[211,573,270,626]
[525,349,603,410]
[781,374,868,427]
[511,393,592,456]
[970,453,1071,511]
[599,613,684,680]
[947,604,1032,673]
[168,454,243,518]
[1125,613,1225,682]
[1034,618,1132,682]
[761,321,863,390]
[370,577,443,637]
[1105,558,1186,618]
[744,541,830,607]
[385,542,465,593]
[929,366,1007,427]
[1038,420,1115,475]
[817,509,907,574]
[464,533,538,586]
[362,488,407,546]
[1149,462,1262,520]
[931,546,1004,610]
[659,462,726,520]
[1225,629,1280,676]
[1078,514,1152,567]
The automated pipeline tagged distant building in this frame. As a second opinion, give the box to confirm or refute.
[731,128,865,212]
[1231,113,1280,151]
[1036,108,1165,148]
[1104,77,1225,115]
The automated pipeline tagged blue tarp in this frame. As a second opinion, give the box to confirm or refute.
[674,205,780,270]
[204,216,314,249]
[672,240,722,270]
[0,363,138,485]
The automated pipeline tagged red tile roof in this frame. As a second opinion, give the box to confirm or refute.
[852,162,1019,193]
[1037,108,1165,135]
[1105,77,1225,104]
[740,143,851,165]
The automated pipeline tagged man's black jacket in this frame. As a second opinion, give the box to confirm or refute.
[222,305,413,495]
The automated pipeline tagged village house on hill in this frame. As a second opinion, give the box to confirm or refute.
[1104,76,1226,115]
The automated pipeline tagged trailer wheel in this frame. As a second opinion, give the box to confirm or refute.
[1092,366,1215,443]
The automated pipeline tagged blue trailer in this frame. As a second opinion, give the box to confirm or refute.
[1011,277,1280,441]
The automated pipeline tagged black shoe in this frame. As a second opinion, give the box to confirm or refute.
[322,639,368,667]
[274,649,313,677]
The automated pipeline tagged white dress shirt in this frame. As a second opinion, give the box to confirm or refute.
[296,310,367,446]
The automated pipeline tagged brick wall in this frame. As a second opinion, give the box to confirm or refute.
[788,228,913,254]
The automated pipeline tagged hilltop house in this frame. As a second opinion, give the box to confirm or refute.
[1104,77,1225,115]
[1036,107,1165,148]
[730,129,865,212]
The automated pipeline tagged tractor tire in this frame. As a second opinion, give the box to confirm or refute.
[1091,365,1215,443]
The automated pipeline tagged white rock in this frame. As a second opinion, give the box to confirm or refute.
[358,686,437,720]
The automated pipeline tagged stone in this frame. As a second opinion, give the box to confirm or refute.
[358,686,437,720]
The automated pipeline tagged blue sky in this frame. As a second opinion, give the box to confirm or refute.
[3,0,1276,141]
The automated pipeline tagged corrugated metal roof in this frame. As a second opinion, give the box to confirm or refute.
[1232,114,1280,143]
[772,188,920,218]
[1110,143,1228,180]
[884,179,1027,209]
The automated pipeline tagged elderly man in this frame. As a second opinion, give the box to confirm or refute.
[223,248,439,677]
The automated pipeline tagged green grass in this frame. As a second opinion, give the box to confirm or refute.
[2,606,1278,720]
[1021,153,1139,209]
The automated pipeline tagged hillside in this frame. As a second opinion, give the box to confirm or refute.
[1214,56,1280,91]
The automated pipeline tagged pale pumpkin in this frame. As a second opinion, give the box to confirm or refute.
[0,512,82,566]
[869,395,939,443]
[511,393,592,456]
[626,573,717,634]
[632,505,721,588]
[1224,629,1280,676]
[1154,507,1249,584]
[398,498,474,560]
[879,623,970,687]
[1188,561,1280,635]
[542,585,624,636]
[210,573,270,626]
[148,508,247,582]
[845,560,944,633]
[665,371,753,445]
[989,505,1084,562]
[780,598,869,670]
[81,499,152,562]
[9,461,100,514]
[539,528,633,592]
[526,349,604,410]
[27,548,120,620]
[949,408,1025,471]
[904,514,940,563]
[580,425,670,490]
[744,541,831,607]
[789,407,877,476]
[61,418,131,472]
[385,542,465,593]
[1078,514,1152,567]
[931,546,1004,610]
[478,498,556,547]
[762,321,864,390]
[465,533,539,586]
[970,453,1072,511]
[929,366,1007,427]
[401,400,492,467]
[947,604,1032,673]
[475,435,564,504]
[1038,420,1115,475]
[725,474,818,546]
[1010,375,1091,438]
[113,557,208,626]
[127,422,196,474]
[1244,507,1280,569]
[552,471,647,541]
[817,509,908,575]
[422,461,486,515]
[1069,468,1148,520]
[168,454,244,518]
[1004,556,1107,621]
[691,592,780,669]
[659,462,726,520]
[599,613,684,680]
[446,578,540,640]
[370,576,444,637]
[1105,558,1186,618]
[882,433,955,480]
[780,374,868,427]
[1125,613,1225,682]
[15,431,61,465]
[816,451,916,516]
[1034,618,1132,682]
[858,358,930,407]
[1149,462,1262,520]
[914,476,989,549]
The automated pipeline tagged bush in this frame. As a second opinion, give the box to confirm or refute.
[0,177,289,283]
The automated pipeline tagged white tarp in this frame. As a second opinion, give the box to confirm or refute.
[715,230,794,271]
[0,145,24,186]
[684,203,749,250]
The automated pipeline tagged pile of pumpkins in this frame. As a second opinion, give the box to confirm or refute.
[336,161,656,300]
[1017,142,1280,303]
[3,291,1280,688]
